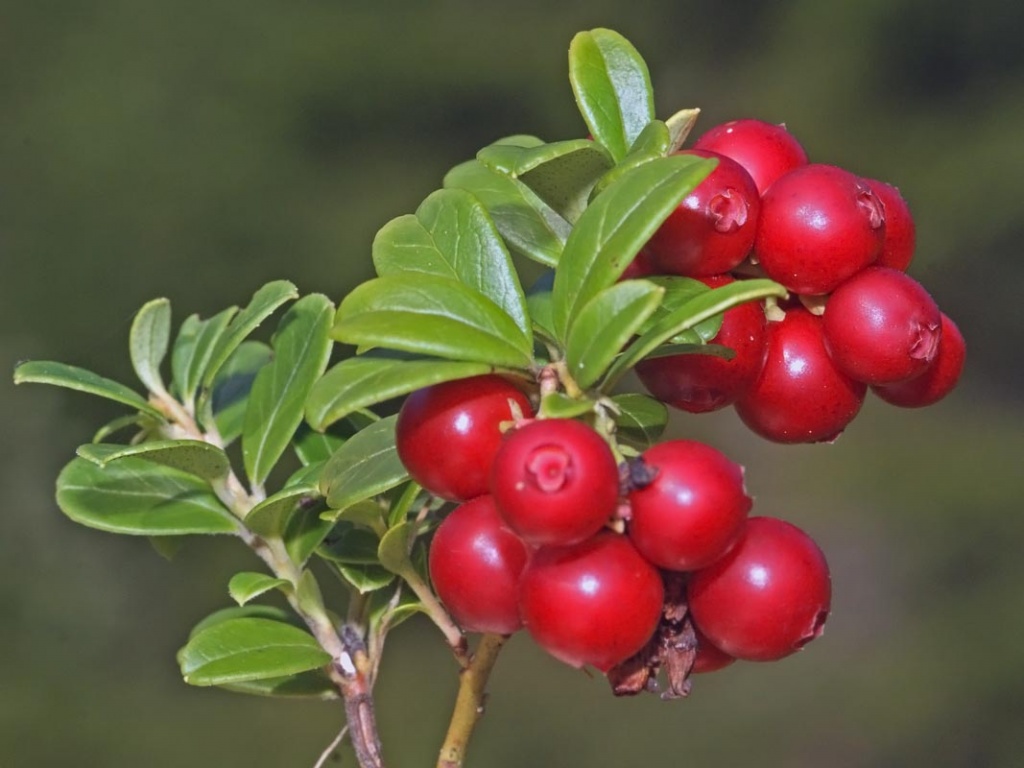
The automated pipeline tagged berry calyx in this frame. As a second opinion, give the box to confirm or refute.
[692,118,808,195]
[872,313,966,407]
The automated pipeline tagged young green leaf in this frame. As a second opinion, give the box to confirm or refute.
[75,439,230,482]
[332,274,534,369]
[13,360,166,420]
[228,572,291,606]
[177,617,331,687]
[129,298,172,394]
[550,153,715,343]
[171,307,237,407]
[373,188,531,341]
[208,341,273,443]
[443,159,569,267]
[242,294,334,488]
[244,484,321,538]
[565,280,665,389]
[320,414,408,515]
[569,28,655,161]
[611,392,669,448]
[306,355,495,432]
[56,457,239,536]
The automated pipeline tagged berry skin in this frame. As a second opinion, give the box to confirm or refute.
[519,532,664,672]
[691,626,736,674]
[636,275,767,413]
[865,179,916,272]
[687,516,831,662]
[692,118,808,195]
[627,440,752,571]
[645,150,761,277]
[872,313,965,407]
[396,375,533,502]
[735,307,867,444]
[822,266,942,384]
[490,419,619,547]
[428,495,529,635]
[755,164,886,295]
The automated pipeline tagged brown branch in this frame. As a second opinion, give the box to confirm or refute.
[436,633,507,768]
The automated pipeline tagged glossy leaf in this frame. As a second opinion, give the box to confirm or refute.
[666,107,701,153]
[209,341,273,444]
[333,274,534,369]
[188,605,302,638]
[292,424,346,466]
[565,280,664,389]
[228,572,291,606]
[219,670,337,699]
[306,355,494,431]
[569,28,655,161]
[443,159,568,267]
[245,485,321,538]
[13,360,165,420]
[171,307,237,407]
[642,276,722,344]
[611,393,669,448]
[129,298,172,394]
[178,617,331,687]
[591,120,672,199]
[332,562,396,594]
[550,153,715,343]
[377,522,415,575]
[56,457,238,536]
[320,415,408,514]
[242,294,334,488]
[283,505,334,567]
[75,439,230,482]
[373,188,531,340]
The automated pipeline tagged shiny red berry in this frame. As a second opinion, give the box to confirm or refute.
[396,375,533,502]
[692,118,808,195]
[519,532,664,671]
[645,150,761,277]
[688,516,831,662]
[865,179,916,272]
[428,495,529,634]
[628,440,752,571]
[490,419,619,547]
[735,307,866,443]
[872,313,965,407]
[691,626,736,674]
[756,164,885,295]
[823,266,942,384]
[636,275,767,413]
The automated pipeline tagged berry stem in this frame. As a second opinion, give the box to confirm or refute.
[436,633,508,768]
[398,563,469,664]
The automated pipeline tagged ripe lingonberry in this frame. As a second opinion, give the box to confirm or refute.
[636,275,767,413]
[519,532,664,671]
[872,313,965,407]
[865,179,916,272]
[735,307,867,443]
[490,419,619,547]
[627,440,752,571]
[428,495,529,634]
[822,266,942,384]
[644,150,760,277]
[687,516,831,662]
[691,626,736,674]
[756,164,885,295]
[396,375,533,502]
[692,118,808,195]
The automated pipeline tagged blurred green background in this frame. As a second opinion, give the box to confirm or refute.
[3,1,1022,766]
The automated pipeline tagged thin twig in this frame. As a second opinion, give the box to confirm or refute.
[313,724,350,768]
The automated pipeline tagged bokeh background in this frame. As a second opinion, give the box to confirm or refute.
[3,1,1022,766]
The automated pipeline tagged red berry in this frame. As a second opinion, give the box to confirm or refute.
[490,419,619,547]
[865,179,916,271]
[619,246,656,280]
[396,375,533,502]
[735,307,867,443]
[628,440,752,571]
[823,266,941,384]
[688,516,831,662]
[756,164,885,295]
[519,532,664,671]
[872,313,965,407]
[428,495,529,634]
[691,626,736,674]
[636,275,767,413]
[693,118,808,195]
[645,150,761,277]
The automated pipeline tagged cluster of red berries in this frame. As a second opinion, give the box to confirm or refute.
[632,118,966,443]
[397,374,831,688]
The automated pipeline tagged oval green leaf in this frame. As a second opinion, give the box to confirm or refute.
[332,562,396,595]
[611,393,669,448]
[129,298,172,394]
[641,276,722,344]
[377,522,415,576]
[170,307,237,407]
[208,340,273,444]
[245,484,321,538]
[590,120,672,199]
[228,572,292,606]
[219,670,337,699]
[13,360,166,420]
[75,439,230,482]
[320,414,409,514]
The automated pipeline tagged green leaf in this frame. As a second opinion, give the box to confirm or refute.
[642,276,722,344]
[331,562,395,594]
[219,670,337,699]
[603,278,787,389]
[92,413,146,443]
[368,584,424,634]
[611,393,669,448]
[377,522,415,575]
[565,280,664,389]
[526,272,557,341]
[306,355,494,431]
[75,439,230,482]
[665,108,702,153]
[333,274,534,369]
[148,536,186,561]
[171,307,237,407]
[178,617,330,687]
[228,572,291,606]
[188,605,302,639]
[13,360,165,420]
[443,159,569,267]
[373,188,531,341]
[550,153,716,343]
[292,423,346,466]
[243,294,334,488]
[318,524,383,564]
[591,121,672,199]
[129,298,172,394]
[569,28,655,162]
[283,505,334,566]
[209,341,273,444]
[245,485,321,538]
[537,392,597,420]
[333,499,386,532]
[641,342,734,361]
[320,415,408,514]
[56,457,238,536]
